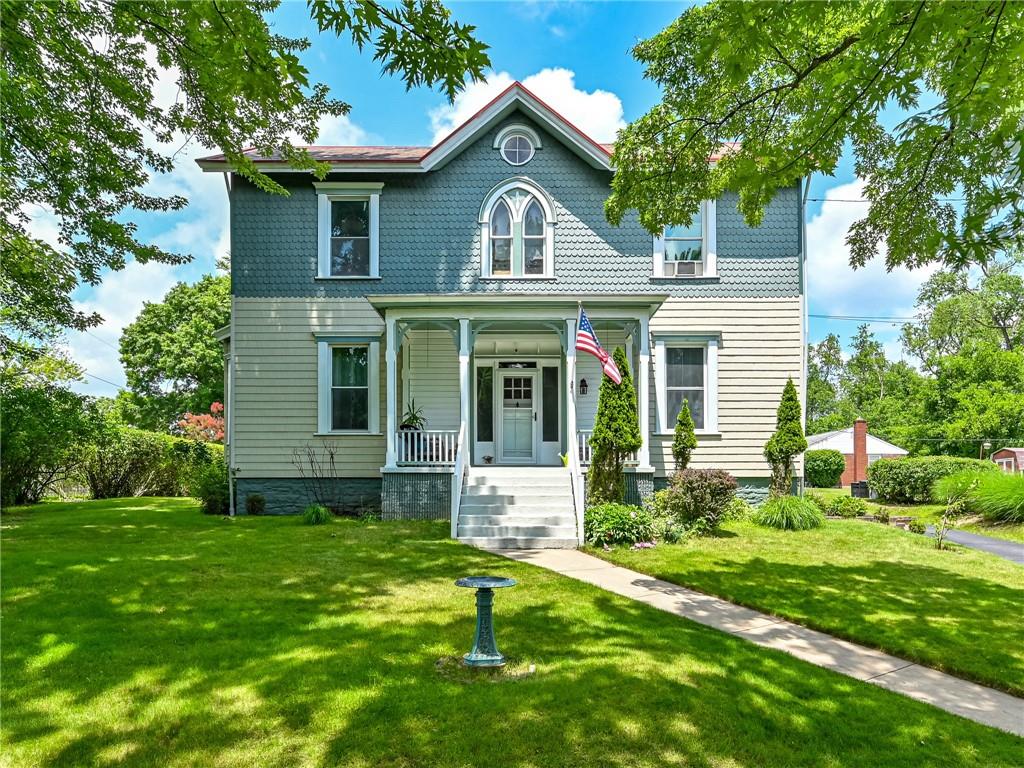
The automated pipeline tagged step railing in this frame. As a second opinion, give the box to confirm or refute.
[449,423,467,538]
[397,429,459,465]
[576,430,638,466]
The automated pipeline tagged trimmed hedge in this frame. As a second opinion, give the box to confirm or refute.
[867,456,999,504]
[804,449,846,488]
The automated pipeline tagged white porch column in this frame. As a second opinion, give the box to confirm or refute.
[637,314,651,468]
[385,313,398,468]
[565,317,578,459]
[458,318,471,445]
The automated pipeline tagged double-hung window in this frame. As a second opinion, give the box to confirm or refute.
[315,183,382,279]
[479,179,556,278]
[316,338,380,434]
[655,338,719,433]
[654,200,716,278]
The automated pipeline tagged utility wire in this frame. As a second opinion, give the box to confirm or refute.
[810,313,917,322]
[806,197,965,203]
[83,329,119,352]
[81,369,127,391]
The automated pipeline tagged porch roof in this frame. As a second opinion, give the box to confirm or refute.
[366,293,668,313]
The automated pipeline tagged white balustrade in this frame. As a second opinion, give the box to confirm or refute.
[396,429,459,465]
[577,429,638,466]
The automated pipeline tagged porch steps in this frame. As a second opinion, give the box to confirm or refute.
[457,467,577,549]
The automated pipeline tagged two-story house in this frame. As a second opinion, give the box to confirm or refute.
[199,82,806,548]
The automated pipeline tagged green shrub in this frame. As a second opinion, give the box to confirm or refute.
[805,492,830,515]
[875,507,890,524]
[246,494,266,515]
[724,496,755,521]
[908,520,926,534]
[936,471,1024,523]
[763,379,807,496]
[804,449,846,488]
[585,503,654,547]
[302,504,332,525]
[753,496,825,530]
[189,454,230,515]
[661,468,737,534]
[672,400,698,471]
[868,456,999,503]
[827,495,868,518]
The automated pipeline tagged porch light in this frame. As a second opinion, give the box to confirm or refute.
[579,378,588,395]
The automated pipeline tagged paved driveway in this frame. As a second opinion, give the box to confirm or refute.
[925,526,1024,564]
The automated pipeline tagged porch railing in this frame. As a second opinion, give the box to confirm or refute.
[577,430,638,466]
[397,429,459,465]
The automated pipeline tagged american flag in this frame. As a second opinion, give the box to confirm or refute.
[576,307,622,385]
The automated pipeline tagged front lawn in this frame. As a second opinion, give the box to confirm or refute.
[811,487,1024,543]
[593,518,1024,696]
[3,499,1021,766]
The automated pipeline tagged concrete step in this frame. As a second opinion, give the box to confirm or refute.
[458,513,575,526]
[463,478,570,490]
[459,536,578,550]
[458,524,577,539]
[460,489,572,502]
[458,501,573,516]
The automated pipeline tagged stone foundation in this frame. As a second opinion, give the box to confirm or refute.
[235,477,381,516]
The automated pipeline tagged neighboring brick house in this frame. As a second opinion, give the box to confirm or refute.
[991,448,1024,474]
[806,419,908,486]
[199,82,807,547]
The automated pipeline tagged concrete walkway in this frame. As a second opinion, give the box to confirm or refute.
[925,526,1024,565]
[495,548,1024,737]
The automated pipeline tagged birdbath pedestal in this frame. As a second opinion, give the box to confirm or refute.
[455,576,517,667]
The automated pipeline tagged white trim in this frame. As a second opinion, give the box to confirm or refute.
[385,316,397,466]
[317,339,380,435]
[654,338,719,434]
[316,189,381,279]
[637,315,651,467]
[653,200,717,279]
[478,178,556,279]
[492,124,543,150]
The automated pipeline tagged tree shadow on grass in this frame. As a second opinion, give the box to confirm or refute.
[2,505,1021,767]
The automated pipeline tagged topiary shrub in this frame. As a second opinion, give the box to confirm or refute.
[302,504,332,525]
[753,496,824,530]
[827,495,868,518]
[662,468,738,534]
[588,347,642,505]
[672,400,698,471]
[585,503,654,547]
[246,493,266,515]
[763,379,807,497]
[868,456,999,503]
[804,449,846,488]
[189,453,230,515]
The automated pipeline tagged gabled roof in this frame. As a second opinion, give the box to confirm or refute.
[197,82,613,174]
[806,428,908,455]
[992,447,1024,461]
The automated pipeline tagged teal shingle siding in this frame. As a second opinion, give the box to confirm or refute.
[231,113,801,299]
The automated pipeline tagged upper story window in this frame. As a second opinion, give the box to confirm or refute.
[654,199,717,278]
[493,124,542,167]
[314,182,383,279]
[479,178,557,279]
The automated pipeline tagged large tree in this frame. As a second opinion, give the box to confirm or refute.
[119,273,230,430]
[1,0,489,348]
[606,2,1024,270]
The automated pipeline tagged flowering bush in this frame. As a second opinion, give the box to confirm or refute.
[584,502,654,547]
[176,402,225,443]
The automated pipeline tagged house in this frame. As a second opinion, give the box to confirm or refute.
[991,448,1024,474]
[806,419,908,486]
[198,82,806,547]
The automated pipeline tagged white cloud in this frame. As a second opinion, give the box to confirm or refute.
[63,260,181,397]
[429,68,625,145]
[807,179,939,319]
[312,113,370,145]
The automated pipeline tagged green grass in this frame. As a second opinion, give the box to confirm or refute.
[593,518,1024,697]
[811,486,1024,543]
[3,499,1021,767]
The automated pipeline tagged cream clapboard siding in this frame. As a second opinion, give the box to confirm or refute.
[575,328,627,430]
[404,329,460,430]
[649,297,803,478]
[232,297,385,478]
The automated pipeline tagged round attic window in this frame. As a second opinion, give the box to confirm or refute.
[500,133,535,166]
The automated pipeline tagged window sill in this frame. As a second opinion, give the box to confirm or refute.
[315,276,383,281]
[480,276,557,281]
[314,431,383,437]
[651,274,719,281]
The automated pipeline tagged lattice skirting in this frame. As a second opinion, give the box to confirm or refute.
[381,472,452,521]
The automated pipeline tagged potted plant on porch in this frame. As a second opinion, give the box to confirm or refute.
[400,400,426,431]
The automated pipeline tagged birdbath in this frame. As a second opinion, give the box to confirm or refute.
[455,576,517,667]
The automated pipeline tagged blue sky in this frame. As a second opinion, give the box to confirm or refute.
[61,0,933,397]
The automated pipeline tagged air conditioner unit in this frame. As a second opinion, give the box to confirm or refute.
[664,260,703,277]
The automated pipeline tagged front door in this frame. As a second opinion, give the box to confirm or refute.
[499,372,536,463]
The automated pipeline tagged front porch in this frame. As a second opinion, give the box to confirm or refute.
[372,295,662,541]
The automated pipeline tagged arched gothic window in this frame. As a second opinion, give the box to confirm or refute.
[479,179,556,278]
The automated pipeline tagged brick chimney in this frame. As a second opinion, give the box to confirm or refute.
[853,418,868,483]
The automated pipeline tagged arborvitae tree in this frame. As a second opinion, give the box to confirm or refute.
[672,400,698,471]
[763,378,807,497]
[588,347,642,504]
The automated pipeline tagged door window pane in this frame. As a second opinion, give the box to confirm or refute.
[542,367,558,442]
[476,367,493,442]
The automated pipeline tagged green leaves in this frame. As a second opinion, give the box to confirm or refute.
[764,378,806,496]
[607,1,1024,269]
[589,347,642,505]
